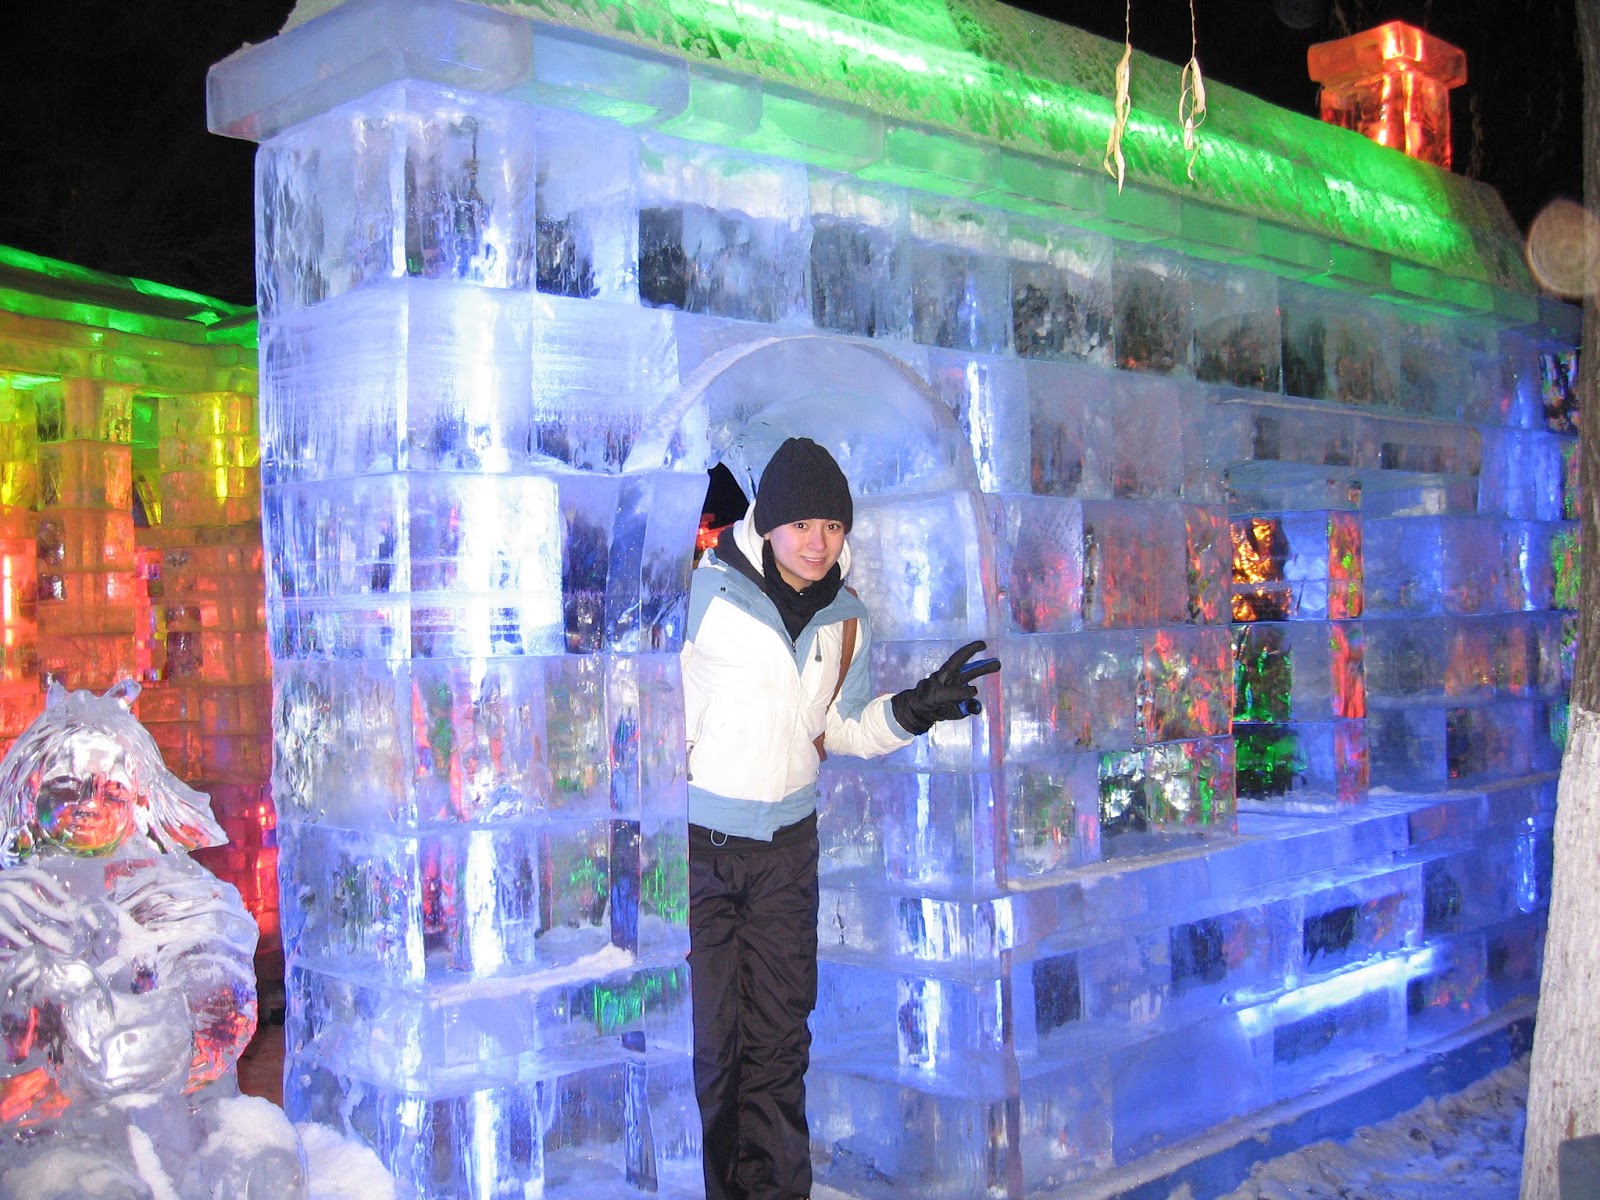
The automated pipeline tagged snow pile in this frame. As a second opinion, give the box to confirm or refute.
[1186,1057,1529,1200]
[301,1123,398,1200]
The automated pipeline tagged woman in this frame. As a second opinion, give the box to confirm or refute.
[681,436,999,1200]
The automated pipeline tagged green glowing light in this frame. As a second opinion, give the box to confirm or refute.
[485,0,1528,292]
[1552,528,1580,612]
[3,373,59,390]
[588,967,684,1033]
[131,395,159,451]
[0,245,251,342]
[642,829,689,925]
[1551,700,1570,753]
[1234,629,1293,724]
[1235,725,1304,798]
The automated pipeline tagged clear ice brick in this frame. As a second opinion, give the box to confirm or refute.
[1111,243,1192,376]
[1191,260,1280,392]
[901,199,1011,355]
[534,109,639,301]
[255,82,539,317]
[1007,218,1112,366]
[530,295,680,472]
[927,350,1029,495]
[808,172,910,340]
[846,495,989,641]
[636,139,809,323]
[988,494,1083,635]
[260,281,536,482]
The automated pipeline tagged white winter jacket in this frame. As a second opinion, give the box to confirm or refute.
[681,518,913,840]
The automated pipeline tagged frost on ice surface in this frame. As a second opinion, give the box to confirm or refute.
[0,683,308,1200]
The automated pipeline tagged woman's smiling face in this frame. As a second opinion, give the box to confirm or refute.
[766,518,846,591]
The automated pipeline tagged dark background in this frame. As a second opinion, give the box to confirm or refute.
[0,0,1580,308]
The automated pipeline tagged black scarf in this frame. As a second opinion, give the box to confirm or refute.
[760,539,842,643]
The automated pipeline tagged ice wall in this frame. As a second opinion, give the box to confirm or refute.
[209,0,1575,1196]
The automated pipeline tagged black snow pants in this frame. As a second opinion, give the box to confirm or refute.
[688,812,820,1200]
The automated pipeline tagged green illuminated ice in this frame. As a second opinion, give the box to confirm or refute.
[271,0,1533,301]
[0,244,253,344]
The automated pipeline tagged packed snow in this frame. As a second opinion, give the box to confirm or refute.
[1181,1057,1528,1200]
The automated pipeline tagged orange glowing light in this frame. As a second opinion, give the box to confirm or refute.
[1307,21,1465,169]
[1231,516,1291,622]
[696,515,727,555]
[0,1067,70,1128]
[1330,624,1366,719]
[1232,517,1282,586]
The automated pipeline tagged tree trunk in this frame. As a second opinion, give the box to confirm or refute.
[1520,5,1600,1196]
[1524,714,1600,1199]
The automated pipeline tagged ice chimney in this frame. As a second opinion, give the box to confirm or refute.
[1307,20,1466,169]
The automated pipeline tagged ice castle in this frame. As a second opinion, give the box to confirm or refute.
[102,0,1578,1194]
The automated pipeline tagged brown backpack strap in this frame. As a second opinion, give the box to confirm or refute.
[831,617,858,705]
[813,616,859,763]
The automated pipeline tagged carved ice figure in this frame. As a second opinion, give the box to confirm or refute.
[0,681,308,1200]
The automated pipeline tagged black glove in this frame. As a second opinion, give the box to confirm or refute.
[891,641,1003,736]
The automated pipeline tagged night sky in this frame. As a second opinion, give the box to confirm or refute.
[0,0,1580,307]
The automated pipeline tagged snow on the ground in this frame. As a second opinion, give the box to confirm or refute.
[1177,1056,1529,1200]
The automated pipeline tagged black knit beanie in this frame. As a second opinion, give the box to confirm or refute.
[752,437,853,535]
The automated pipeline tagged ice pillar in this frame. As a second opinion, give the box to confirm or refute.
[209,7,701,1196]
[0,379,37,748]
[35,379,138,693]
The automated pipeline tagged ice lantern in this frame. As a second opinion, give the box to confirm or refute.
[1308,21,1466,169]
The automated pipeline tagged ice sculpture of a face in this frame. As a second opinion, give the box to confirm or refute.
[33,731,138,856]
[0,679,223,864]
[0,682,311,1200]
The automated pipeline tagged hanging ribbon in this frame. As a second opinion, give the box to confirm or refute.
[1102,0,1133,191]
[1179,0,1207,181]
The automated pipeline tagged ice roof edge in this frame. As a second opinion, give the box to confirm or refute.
[0,244,255,344]
[266,0,1534,300]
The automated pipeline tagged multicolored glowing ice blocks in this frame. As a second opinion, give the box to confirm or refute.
[1541,348,1580,434]
[1235,622,1366,724]
[1232,510,1363,623]
[0,248,277,944]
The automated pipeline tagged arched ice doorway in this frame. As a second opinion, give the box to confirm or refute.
[632,333,1001,656]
